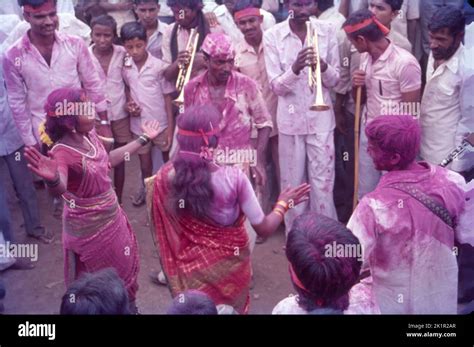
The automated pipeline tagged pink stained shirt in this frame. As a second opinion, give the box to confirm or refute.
[3,31,107,146]
[121,53,175,136]
[183,70,273,151]
[89,44,128,122]
[263,17,340,135]
[208,165,265,226]
[235,39,278,137]
[347,162,467,314]
[359,41,421,123]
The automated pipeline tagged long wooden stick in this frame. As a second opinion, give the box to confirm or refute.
[353,86,362,211]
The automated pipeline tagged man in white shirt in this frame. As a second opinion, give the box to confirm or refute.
[368,0,411,52]
[420,5,474,174]
[211,0,276,44]
[264,0,340,231]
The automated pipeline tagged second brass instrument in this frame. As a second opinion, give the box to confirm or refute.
[306,20,329,112]
[174,28,200,106]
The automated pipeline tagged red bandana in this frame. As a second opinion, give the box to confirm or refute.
[23,0,56,14]
[234,8,261,21]
[343,16,390,36]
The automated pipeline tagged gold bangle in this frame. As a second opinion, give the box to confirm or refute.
[276,200,289,211]
[273,205,286,214]
[273,208,284,219]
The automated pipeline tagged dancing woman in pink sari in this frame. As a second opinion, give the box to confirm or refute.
[24,88,162,310]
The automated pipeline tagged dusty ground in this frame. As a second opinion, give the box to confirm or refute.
[0,155,293,314]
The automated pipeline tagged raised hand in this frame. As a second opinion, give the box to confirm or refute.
[278,183,311,207]
[177,51,192,68]
[24,146,59,182]
[292,47,315,75]
[141,120,161,140]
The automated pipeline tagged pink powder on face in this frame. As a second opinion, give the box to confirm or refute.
[365,115,421,170]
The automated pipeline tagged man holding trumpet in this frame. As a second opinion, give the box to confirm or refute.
[263,0,340,232]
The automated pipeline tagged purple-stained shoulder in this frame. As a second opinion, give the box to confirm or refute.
[232,70,259,93]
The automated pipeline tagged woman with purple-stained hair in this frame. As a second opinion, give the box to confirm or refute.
[24,87,162,312]
[149,104,310,314]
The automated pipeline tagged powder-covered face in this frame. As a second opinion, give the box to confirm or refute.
[367,139,400,171]
[24,5,58,38]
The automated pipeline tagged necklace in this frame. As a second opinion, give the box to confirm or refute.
[55,135,97,159]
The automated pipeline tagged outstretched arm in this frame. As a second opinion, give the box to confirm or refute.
[108,120,161,167]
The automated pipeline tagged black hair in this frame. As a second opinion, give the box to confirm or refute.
[317,0,334,13]
[84,4,108,26]
[172,104,221,219]
[233,0,262,13]
[342,9,385,42]
[60,268,131,315]
[167,0,209,62]
[286,213,362,312]
[381,0,403,11]
[18,0,57,7]
[90,14,118,37]
[166,0,203,9]
[428,5,465,37]
[134,0,159,4]
[120,21,147,42]
[167,290,218,315]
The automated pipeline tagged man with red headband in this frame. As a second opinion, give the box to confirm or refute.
[333,4,418,222]
[3,0,111,150]
[342,9,421,199]
[263,0,340,232]
[209,0,276,45]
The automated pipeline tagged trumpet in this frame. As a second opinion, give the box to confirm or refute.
[306,21,329,112]
[173,28,200,106]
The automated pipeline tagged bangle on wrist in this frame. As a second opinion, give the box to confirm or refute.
[45,172,60,188]
[276,200,289,211]
[273,208,285,220]
[137,134,150,146]
[273,205,286,214]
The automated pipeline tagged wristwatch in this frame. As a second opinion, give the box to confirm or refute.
[99,120,110,126]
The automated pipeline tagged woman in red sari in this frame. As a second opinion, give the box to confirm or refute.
[24,88,162,311]
[149,104,310,314]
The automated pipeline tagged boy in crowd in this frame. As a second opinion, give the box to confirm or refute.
[121,22,174,206]
[90,15,131,204]
[134,0,169,59]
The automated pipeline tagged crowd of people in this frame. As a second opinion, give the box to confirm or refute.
[0,0,473,315]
